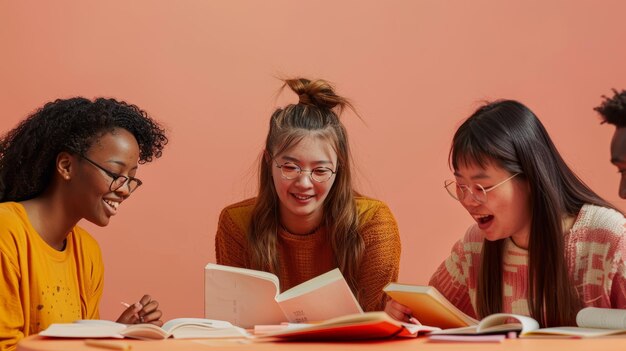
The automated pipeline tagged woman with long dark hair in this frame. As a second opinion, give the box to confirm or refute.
[387,100,626,327]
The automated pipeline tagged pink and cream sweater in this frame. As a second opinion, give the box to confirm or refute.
[429,204,626,319]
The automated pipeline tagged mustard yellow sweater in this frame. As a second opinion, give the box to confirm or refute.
[0,202,103,351]
[215,197,401,312]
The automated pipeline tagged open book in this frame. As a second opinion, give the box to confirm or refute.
[258,312,440,340]
[431,307,626,338]
[383,283,479,329]
[205,264,363,328]
[39,318,249,340]
[384,283,626,339]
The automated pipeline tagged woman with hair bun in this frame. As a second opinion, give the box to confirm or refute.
[215,78,401,312]
[0,97,168,350]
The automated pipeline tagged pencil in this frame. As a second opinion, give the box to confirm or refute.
[84,339,132,351]
[121,301,144,323]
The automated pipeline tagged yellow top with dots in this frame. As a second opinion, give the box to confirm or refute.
[0,202,104,351]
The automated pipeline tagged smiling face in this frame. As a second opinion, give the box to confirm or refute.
[271,134,338,232]
[610,127,626,199]
[68,128,140,227]
[453,160,532,248]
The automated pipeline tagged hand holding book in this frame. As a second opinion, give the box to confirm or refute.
[384,282,626,339]
[383,283,478,328]
[385,298,418,323]
[204,264,362,328]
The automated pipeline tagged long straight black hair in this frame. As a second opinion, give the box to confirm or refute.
[450,100,618,327]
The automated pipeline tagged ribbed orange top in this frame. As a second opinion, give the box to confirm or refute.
[215,196,401,311]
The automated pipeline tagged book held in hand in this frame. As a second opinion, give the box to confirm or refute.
[204,263,363,328]
[383,283,479,329]
[39,318,249,340]
[384,282,626,339]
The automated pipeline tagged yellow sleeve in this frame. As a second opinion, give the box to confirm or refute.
[0,208,27,351]
[356,200,401,311]
[0,249,24,351]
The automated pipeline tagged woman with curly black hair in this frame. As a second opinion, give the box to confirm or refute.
[0,97,168,350]
[595,89,626,198]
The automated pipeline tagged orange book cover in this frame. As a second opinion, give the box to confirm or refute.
[383,283,479,329]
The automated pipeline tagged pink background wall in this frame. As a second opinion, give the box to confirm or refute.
[1,1,625,321]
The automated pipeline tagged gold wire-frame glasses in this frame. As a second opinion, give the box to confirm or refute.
[274,160,336,183]
[444,173,520,204]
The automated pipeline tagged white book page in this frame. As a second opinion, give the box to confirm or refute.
[162,318,233,332]
[204,263,285,328]
[478,313,539,334]
[429,325,479,335]
[576,307,626,329]
[162,318,249,339]
[39,323,125,338]
[277,269,343,301]
[74,320,126,327]
[402,322,440,334]
[171,326,251,339]
[522,326,626,338]
[205,263,280,283]
[275,269,362,323]
[120,324,169,340]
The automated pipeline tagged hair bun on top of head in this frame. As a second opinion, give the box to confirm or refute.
[284,78,343,110]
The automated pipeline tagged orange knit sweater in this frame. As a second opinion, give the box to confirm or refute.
[215,196,401,312]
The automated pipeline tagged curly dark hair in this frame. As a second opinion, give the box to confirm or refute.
[0,97,168,202]
[594,89,626,127]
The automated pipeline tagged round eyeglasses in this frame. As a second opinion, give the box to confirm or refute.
[79,154,143,193]
[274,161,336,183]
[444,173,520,204]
